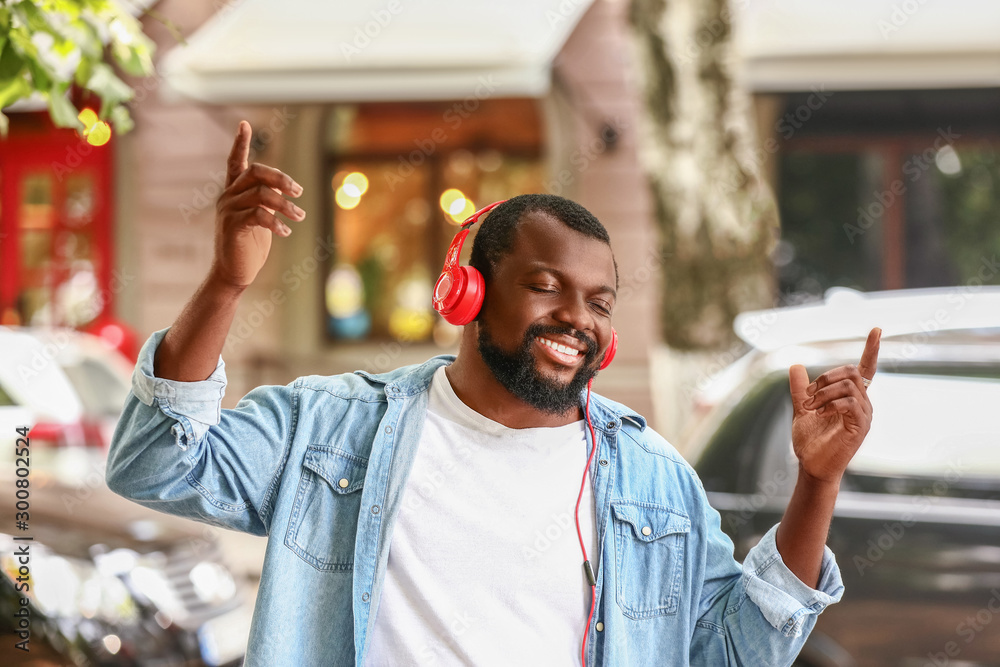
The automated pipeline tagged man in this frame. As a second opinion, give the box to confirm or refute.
[107,121,880,666]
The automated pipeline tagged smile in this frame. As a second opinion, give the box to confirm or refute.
[534,336,584,365]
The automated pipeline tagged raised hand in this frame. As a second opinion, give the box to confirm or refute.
[208,120,305,289]
[788,327,882,485]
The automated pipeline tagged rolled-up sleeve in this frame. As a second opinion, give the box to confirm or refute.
[129,326,227,451]
[742,522,844,637]
[106,326,298,536]
[690,474,845,666]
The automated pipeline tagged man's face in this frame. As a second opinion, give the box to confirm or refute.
[475,212,617,416]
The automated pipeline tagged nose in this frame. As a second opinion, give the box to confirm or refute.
[551,291,596,340]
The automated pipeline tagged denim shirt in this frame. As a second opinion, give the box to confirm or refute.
[106,326,845,666]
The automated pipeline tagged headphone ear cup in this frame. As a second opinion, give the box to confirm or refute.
[443,266,485,326]
[599,328,618,371]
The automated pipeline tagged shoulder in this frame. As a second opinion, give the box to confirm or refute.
[590,391,688,465]
[591,391,707,493]
[293,354,456,402]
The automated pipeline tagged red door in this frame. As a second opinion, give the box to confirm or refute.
[0,112,114,329]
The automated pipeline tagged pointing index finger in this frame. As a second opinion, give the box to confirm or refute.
[857,326,881,380]
[226,121,251,189]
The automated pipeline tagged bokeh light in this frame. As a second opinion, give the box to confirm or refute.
[77,108,111,146]
[344,172,369,194]
[439,188,475,224]
[334,171,369,209]
[335,186,361,209]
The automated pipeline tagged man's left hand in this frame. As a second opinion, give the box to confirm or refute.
[788,327,882,485]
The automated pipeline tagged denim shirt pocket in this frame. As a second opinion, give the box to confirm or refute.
[284,444,368,573]
[610,501,691,619]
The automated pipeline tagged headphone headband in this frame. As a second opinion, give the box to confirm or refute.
[439,200,508,279]
[461,199,506,229]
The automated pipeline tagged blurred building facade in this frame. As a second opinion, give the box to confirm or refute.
[5,0,1000,436]
[25,0,661,420]
[736,0,1000,305]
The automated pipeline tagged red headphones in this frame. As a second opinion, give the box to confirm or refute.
[432,199,618,370]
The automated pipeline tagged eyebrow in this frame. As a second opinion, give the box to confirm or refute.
[524,265,617,301]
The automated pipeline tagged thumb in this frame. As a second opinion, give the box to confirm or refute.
[789,364,811,413]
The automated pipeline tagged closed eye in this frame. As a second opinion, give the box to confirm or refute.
[593,303,612,316]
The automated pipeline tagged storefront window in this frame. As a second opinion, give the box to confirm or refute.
[773,89,1000,301]
[778,144,1000,300]
[323,100,544,344]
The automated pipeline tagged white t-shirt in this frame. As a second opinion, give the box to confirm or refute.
[363,364,600,666]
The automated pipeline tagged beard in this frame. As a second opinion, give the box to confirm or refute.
[477,319,600,416]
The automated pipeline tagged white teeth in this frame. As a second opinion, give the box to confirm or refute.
[536,337,579,356]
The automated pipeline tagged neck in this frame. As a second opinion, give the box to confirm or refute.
[445,333,584,429]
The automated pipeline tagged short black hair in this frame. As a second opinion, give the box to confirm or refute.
[468,193,619,290]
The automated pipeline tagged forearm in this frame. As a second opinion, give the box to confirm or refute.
[775,467,840,588]
[154,274,246,381]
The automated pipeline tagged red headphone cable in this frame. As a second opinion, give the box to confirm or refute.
[575,376,599,666]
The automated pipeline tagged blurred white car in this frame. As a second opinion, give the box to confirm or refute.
[0,326,254,665]
[28,326,134,447]
[685,286,1000,666]
[0,325,132,478]
[684,285,1000,458]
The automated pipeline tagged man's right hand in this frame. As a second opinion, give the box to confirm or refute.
[208,120,305,289]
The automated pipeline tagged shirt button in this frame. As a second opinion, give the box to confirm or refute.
[371,504,381,514]
[596,622,604,632]
[384,425,393,434]
[607,421,616,429]
[641,526,652,536]
[338,478,349,488]
[599,459,608,466]
[362,592,370,602]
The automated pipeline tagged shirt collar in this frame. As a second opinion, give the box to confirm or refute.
[354,354,646,433]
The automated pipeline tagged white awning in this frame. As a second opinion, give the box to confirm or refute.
[160,0,594,104]
[734,0,1000,91]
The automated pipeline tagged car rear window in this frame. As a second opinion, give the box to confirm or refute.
[849,372,1000,480]
[59,358,130,417]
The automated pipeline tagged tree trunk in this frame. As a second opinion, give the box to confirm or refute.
[626,0,778,351]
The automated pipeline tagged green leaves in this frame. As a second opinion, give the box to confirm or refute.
[0,0,157,137]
